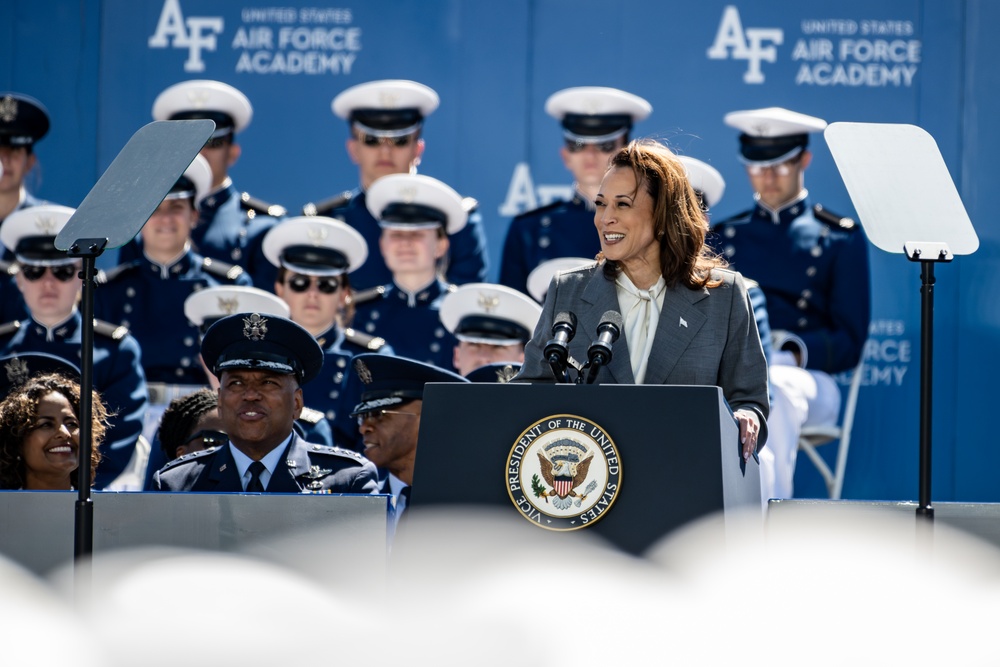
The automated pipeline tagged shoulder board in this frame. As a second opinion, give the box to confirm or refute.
[308,443,366,463]
[513,199,566,220]
[711,208,755,229]
[240,192,287,218]
[0,320,21,336]
[93,319,129,340]
[298,406,324,424]
[201,256,246,282]
[343,328,386,351]
[302,190,354,217]
[349,285,386,306]
[97,260,142,285]
[812,204,857,231]
[160,446,217,471]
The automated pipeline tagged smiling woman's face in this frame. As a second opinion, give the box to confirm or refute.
[21,391,80,489]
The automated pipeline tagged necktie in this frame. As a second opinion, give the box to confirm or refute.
[247,461,266,492]
[617,275,665,384]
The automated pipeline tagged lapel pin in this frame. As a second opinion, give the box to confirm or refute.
[679,316,688,328]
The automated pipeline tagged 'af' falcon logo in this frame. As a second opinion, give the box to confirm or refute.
[148,0,225,73]
[706,6,783,84]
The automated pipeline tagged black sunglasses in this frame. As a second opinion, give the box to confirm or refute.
[20,265,78,282]
[565,139,619,154]
[183,429,228,448]
[359,133,415,148]
[285,274,341,294]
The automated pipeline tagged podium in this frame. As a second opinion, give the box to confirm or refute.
[413,383,761,555]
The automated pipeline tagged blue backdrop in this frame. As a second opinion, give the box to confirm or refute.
[3,0,996,501]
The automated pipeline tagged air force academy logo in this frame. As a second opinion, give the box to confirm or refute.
[506,415,621,531]
[706,5,783,84]
[148,0,225,73]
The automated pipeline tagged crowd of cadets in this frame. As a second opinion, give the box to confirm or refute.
[0,82,869,499]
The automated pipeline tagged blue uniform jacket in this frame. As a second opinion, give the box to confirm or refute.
[118,183,281,291]
[709,196,870,374]
[0,311,149,488]
[325,188,488,291]
[95,250,252,385]
[499,192,601,295]
[150,433,379,494]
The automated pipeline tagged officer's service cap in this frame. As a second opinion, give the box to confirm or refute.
[0,352,81,400]
[0,204,76,267]
[366,173,467,235]
[332,80,439,138]
[152,80,253,138]
[350,353,467,416]
[201,313,323,385]
[164,154,212,208]
[526,257,593,303]
[0,93,50,148]
[185,286,290,333]
[262,217,367,276]
[678,156,725,209]
[724,107,827,166]
[545,87,651,143]
[439,283,542,346]
[464,361,523,384]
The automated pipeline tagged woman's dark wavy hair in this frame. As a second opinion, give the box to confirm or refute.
[599,139,727,289]
[0,373,108,489]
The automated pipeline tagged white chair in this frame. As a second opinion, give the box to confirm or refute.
[797,362,864,500]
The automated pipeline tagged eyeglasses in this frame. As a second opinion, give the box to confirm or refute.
[565,139,619,154]
[183,429,228,448]
[203,136,230,150]
[20,265,78,282]
[285,274,341,294]
[358,133,416,148]
[356,409,419,427]
[747,157,802,177]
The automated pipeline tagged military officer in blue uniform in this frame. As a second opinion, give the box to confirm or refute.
[1,93,56,322]
[262,216,392,444]
[500,87,651,295]
[119,80,284,289]
[350,353,468,525]
[96,155,251,444]
[709,107,871,498]
[151,312,379,494]
[302,79,488,291]
[438,282,541,378]
[0,204,148,489]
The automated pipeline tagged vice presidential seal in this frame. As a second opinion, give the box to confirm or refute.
[506,414,621,531]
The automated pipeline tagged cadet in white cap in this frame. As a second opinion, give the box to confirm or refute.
[301,79,489,291]
[261,216,393,449]
[96,155,252,446]
[708,106,871,500]
[0,204,149,489]
[526,257,596,304]
[119,80,285,289]
[499,86,651,295]
[439,282,542,378]
[0,93,59,322]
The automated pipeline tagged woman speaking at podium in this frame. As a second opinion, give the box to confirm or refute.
[515,139,769,459]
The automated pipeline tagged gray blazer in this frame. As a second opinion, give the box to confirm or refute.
[516,262,769,441]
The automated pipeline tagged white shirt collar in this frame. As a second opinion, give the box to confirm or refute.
[229,433,293,491]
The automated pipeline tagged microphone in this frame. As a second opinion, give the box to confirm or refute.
[544,311,577,381]
[586,310,623,383]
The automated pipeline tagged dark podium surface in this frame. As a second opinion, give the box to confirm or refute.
[413,383,761,555]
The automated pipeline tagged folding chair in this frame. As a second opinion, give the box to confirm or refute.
[797,362,864,500]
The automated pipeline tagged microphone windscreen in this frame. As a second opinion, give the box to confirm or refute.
[554,311,577,328]
[599,310,624,331]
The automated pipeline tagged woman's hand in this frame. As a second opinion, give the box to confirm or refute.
[733,409,760,460]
